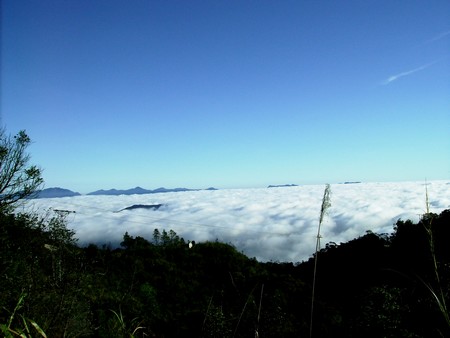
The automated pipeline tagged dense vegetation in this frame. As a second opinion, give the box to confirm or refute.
[0,208,449,337]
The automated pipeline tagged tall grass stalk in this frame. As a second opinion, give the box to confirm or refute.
[202,295,214,333]
[420,182,450,328]
[309,184,331,338]
[233,284,257,338]
[255,284,264,338]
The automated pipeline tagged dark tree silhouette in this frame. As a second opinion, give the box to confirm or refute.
[0,129,43,212]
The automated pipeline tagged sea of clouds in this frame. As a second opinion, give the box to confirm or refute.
[23,181,449,262]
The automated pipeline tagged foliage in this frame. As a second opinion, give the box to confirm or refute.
[0,293,47,338]
[0,210,91,337]
[0,129,43,213]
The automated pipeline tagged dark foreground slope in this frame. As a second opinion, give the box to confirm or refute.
[1,209,449,337]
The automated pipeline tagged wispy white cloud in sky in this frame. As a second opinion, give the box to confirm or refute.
[22,181,450,262]
[426,30,450,43]
[383,61,436,85]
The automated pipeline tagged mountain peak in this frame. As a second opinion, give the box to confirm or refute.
[33,187,81,199]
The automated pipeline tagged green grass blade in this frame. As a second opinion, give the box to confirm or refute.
[28,319,48,338]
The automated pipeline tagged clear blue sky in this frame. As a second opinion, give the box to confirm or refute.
[2,1,449,193]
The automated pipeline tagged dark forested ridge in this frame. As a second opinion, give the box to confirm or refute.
[1,209,449,337]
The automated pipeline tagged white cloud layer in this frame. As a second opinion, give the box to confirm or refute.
[22,181,450,262]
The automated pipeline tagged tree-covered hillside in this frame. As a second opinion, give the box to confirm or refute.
[1,208,449,337]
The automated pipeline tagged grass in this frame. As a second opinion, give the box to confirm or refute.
[110,307,145,338]
[0,293,47,338]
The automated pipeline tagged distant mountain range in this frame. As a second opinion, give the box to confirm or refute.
[34,188,81,199]
[87,186,218,196]
[32,186,218,198]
